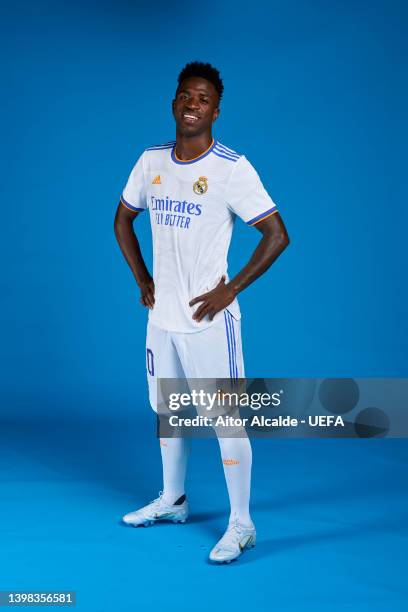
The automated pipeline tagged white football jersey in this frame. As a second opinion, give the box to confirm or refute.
[121,139,278,333]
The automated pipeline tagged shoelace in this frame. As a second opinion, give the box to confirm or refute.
[143,491,165,513]
[218,519,245,551]
[149,490,164,504]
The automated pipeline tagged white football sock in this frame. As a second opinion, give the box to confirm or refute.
[217,436,253,526]
[159,437,191,505]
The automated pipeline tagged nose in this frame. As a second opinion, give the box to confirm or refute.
[185,96,200,110]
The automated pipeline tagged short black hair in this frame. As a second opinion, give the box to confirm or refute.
[176,61,224,101]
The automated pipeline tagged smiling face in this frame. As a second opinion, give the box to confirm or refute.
[172,76,220,138]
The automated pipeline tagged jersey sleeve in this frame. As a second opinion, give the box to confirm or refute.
[120,152,148,212]
[226,156,278,226]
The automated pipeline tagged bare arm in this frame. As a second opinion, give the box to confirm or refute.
[228,211,289,295]
[114,202,155,308]
[190,212,290,322]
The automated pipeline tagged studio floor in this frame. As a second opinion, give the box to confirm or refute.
[1,419,407,611]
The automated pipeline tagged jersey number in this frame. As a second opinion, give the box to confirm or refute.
[146,348,154,376]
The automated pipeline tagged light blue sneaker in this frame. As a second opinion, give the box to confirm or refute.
[122,492,188,527]
[209,519,256,563]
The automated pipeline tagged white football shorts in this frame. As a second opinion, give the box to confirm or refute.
[146,310,245,413]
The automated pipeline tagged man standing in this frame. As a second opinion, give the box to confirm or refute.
[114,61,289,563]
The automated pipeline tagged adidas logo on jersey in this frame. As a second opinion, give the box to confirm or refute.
[152,175,161,184]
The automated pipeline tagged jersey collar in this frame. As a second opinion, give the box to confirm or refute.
[171,139,216,165]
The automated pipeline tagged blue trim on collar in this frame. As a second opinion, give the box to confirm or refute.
[171,139,216,165]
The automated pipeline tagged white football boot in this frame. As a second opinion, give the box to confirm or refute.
[209,518,256,563]
[122,492,188,527]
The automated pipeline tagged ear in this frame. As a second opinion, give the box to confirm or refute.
[172,99,176,113]
[212,106,220,122]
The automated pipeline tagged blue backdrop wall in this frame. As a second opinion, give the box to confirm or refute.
[1,0,406,421]
[1,3,408,610]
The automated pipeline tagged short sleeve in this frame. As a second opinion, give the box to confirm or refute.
[120,152,148,212]
[227,156,278,226]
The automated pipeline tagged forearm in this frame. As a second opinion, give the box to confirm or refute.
[114,214,151,286]
[228,230,289,296]
[188,213,289,322]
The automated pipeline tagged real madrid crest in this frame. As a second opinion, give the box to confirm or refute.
[193,176,208,195]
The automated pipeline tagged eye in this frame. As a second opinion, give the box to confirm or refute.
[200,98,209,105]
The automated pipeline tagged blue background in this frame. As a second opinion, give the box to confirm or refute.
[1,1,407,610]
